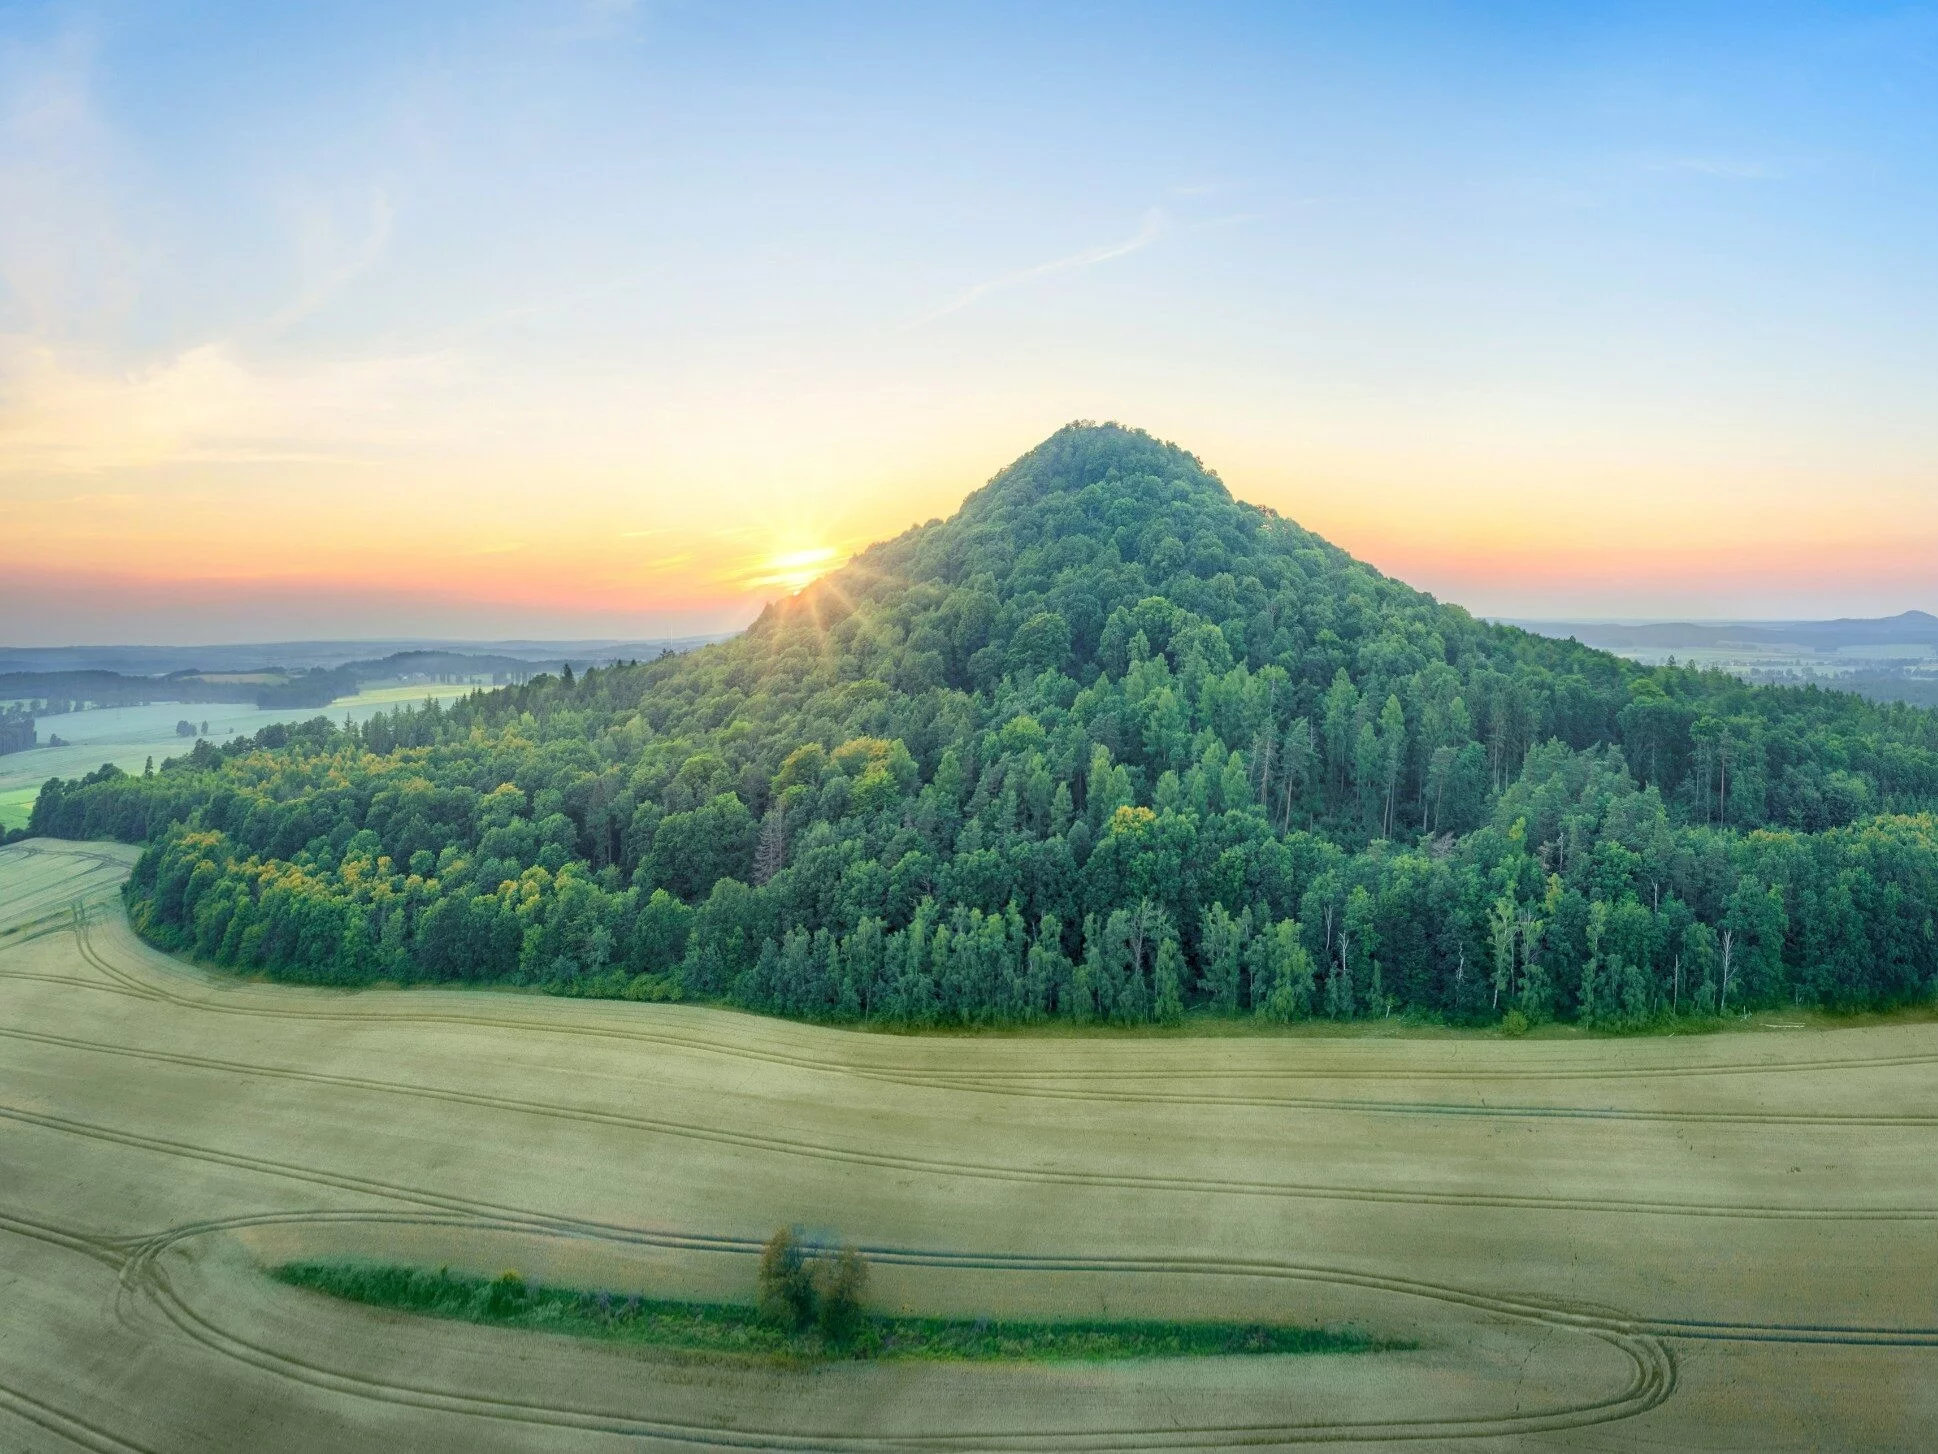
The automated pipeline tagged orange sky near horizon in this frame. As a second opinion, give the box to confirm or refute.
[9,409,1937,644]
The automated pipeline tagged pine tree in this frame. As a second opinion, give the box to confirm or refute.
[752,807,787,884]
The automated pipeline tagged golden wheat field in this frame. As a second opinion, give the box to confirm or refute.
[2,837,1934,1451]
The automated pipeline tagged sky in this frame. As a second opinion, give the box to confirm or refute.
[2,0,1936,644]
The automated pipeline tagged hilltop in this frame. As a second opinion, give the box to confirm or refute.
[28,424,1938,1025]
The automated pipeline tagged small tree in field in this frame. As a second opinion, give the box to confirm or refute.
[816,1246,869,1346]
[757,1227,816,1330]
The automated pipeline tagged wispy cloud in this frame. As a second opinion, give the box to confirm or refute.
[0,336,459,473]
[1649,157,1782,181]
[266,184,395,330]
[0,22,142,336]
[908,209,1167,327]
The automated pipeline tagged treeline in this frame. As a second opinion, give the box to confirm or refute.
[0,710,34,756]
[0,670,268,712]
[0,648,544,718]
[30,424,1938,1026]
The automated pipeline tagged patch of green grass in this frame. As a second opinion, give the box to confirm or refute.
[271,1261,1396,1363]
[0,787,35,832]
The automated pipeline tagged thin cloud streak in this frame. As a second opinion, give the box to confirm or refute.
[1647,156,1782,180]
[907,209,1167,328]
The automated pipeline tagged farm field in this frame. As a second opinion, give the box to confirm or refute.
[0,687,477,830]
[2,839,1935,1451]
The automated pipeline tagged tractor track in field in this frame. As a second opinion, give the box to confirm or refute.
[11,1190,1935,1449]
[3,1056,1934,1222]
[874,1071,1938,1124]
[6,842,1937,1449]
[0,1379,162,1454]
[18,841,1938,1101]
[0,907,91,944]
[38,910,1938,1136]
[57,904,1938,1119]
[0,865,123,941]
[8,1201,1682,1450]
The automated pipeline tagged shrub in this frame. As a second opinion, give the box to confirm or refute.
[486,1269,527,1315]
[1500,1008,1530,1037]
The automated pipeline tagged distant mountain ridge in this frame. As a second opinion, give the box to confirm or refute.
[0,636,733,678]
[0,642,732,715]
[1510,611,1938,652]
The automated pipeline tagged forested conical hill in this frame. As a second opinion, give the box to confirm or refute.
[30,423,1938,1025]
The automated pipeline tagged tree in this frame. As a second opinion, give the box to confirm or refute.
[815,1246,869,1345]
[1488,894,1517,1013]
[1321,670,1359,805]
[752,807,787,885]
[1197,902,1249,1015]
[1723,874,1788,1010]
[757,1227,816,1330]
[1153,933,1186,1024]
[1378,693,1406,837]
[1251,917,1315,1022]
[1683,920,1719,1015]
[1343,886,1379,1018]
[1516,906,1549,1023]
[1278,717,1315,830]
[1580,899,1608,1027]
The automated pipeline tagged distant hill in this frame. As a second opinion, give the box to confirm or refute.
[1509,611,1938,652]
[31,423,1938,1028]
[0,641,726,714]
[1511,612,1938,707]
[0,636,732,678]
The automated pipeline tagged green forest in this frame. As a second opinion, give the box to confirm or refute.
[27,424,1938,1028]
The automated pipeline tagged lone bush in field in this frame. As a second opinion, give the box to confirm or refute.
[757,1227,816,1330]
[816,1247,869,1346]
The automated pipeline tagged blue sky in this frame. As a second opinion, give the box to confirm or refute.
[3,1,1935,641]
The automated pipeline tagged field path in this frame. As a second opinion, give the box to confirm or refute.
[3,839,1935,1450]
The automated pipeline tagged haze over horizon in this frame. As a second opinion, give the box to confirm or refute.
[4,1,1936,644]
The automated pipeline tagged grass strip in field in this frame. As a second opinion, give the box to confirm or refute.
[271,1260,1394,1363]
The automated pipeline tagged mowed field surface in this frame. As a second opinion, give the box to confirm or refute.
[2,841,1935,1451]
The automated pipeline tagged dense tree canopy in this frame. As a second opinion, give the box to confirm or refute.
[31,424,1938,1026]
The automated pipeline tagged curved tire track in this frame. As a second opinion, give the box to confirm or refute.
[120,1208,1677,1451]
[1,843,1929,1448]
[66,908,1938,1129]
[6,1034,1935,1222]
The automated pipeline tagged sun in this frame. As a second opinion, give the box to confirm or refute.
[746,546,839,594]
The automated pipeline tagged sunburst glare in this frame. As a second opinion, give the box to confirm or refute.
[744,546,839,594]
